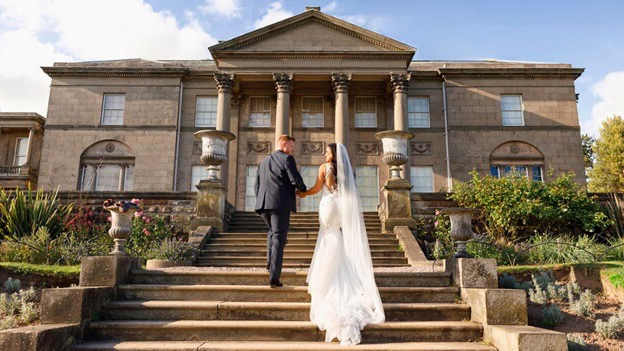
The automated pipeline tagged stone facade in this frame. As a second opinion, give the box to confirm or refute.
[0,113,45,189]
[30,8,585,212]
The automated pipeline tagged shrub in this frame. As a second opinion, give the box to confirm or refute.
[607,236,624,261]
[145,239,197,261]
[0,187,73,241]
[450,171,610,243]
[542,304,564,328]
[595,306,624,338]
[467,238,519,266]
[0,283,38,330]
[127,213,175,260]
[566,334,588,351]
[527,233,608,264]
[3,278,20,294]
[569,290,596,318]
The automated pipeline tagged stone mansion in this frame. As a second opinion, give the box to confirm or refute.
[0,7,585,212]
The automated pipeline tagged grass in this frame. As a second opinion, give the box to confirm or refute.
[601,261,624,289]
[0,262,80,277]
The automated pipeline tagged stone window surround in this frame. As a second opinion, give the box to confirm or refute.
[410,165,434,193]
[79,160,135,191]
[500,94,525,127]
[354,96,378,128]
[407,96,431,129]
[195,96,218,128]
[13,137,28,166]
[490,164,543,182]
[100,93,126,126]
[248,96,272,128]
[301,96,325,128]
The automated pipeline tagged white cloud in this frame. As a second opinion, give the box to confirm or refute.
[200,0,241,19]
[342,14,384,32]
[323,1,338,13]
[253,2,294,29]
[586,71,624,136]
[0,0,218,116]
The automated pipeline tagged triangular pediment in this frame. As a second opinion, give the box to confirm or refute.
[209,9,415,56]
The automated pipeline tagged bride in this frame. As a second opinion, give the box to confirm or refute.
[298,143,385,346]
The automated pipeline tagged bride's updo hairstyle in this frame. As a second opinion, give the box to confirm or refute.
[328,143,338,182]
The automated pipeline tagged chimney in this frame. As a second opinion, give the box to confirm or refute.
[305,6,321,11]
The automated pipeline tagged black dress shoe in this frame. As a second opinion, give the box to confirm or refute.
[270,281,283,288]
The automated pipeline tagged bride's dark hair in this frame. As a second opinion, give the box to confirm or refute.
[328,143,338,182]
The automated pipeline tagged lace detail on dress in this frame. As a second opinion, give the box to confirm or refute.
[324,163,337,194]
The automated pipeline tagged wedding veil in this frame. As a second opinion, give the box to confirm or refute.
[336,143,385,324]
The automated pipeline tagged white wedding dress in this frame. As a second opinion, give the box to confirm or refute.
[306,143,385,346]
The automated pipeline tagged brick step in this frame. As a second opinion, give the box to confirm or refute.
[195,257,408,265]
[205,243,400,250]
[129,271,452,287]
[212,233,391,239]
[117,285,458,303]
[70,341,495,351]
[85,320,483,343]
[208,238,399,245]
[199,249,405,258]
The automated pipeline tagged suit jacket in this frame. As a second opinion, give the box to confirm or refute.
[255,150,307,213]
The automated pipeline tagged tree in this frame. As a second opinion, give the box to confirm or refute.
[581,134,595,171]
[588,116,624,192]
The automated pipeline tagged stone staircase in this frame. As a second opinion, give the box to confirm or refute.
[70,211,496,351]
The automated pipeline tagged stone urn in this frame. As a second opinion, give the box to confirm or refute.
[194,130,236,181]
[103,200,142,256]
[441,208,477,258]
[374,130,415,179]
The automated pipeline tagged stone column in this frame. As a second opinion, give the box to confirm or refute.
[332,73,351,145]
[24,127,35,165]
[214,72,234,182]
[390,73,411,181]
[273,73,293,146]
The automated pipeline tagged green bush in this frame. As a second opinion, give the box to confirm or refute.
[0,187,73,241]
[595,305,624,338]
[127,213,176,260]
[566,334,588,351]
[450,171,610,243]
[542,304,564,328]
[0,281,38,330]
[145,239,197,261]
[569,290,596,318]
[527,233,608,264]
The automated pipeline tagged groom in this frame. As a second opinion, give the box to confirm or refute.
[255,134,307,288]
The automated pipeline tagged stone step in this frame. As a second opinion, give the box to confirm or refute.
[208,238,399,245]
[129,271,451,287]
[102,301,471,322]
[117,285,458,303]
[229,217,381,222]
[194,263,409,268]
[232,212,380,217]
[85,320,483,343]
[205,243,400,250]
[199,249,405,258]
[195,257,408,265]
[71,341,496,351]
[213,233,391,239]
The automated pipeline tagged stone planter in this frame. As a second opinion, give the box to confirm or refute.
[104,202,141,256]
[441,208,477,258]
[374,130,415,179]
[194,130,236,181]
[145,259,192,269]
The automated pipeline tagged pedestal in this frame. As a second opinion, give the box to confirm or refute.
[380,178,417,232]
[191,179,227,231]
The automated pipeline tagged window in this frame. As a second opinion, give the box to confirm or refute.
[249,97,271,127]
[83,164,134,191]
[195,97,218,127]
[355,97,377,128]
[408,97,430,128]
[13,137,28,166]
[191,165,210,191]
[356,166,379,211]
[300,166,323,212]
[302,97,324,127]
[101,94,125,125]
[245,165,258,211]
[410,166,434,192]
[501,95,524,126]
[490,165,543,182]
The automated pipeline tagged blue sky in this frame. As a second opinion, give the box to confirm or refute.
[1,0,623,136]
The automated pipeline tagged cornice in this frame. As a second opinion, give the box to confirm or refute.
[211,51,414,61]
[42,67,188,78]
[438,68,585,80]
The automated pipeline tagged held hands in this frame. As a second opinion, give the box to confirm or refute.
[296,190,307,198]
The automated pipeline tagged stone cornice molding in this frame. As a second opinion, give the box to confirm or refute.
[331,73,352,93]
[214,72,235,93]
[437,68,585,80]
[41,67,188,78]
[211,51,413,61]
[390,73,411,93]
[272,73,294,93]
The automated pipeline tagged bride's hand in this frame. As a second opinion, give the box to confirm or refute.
[297,191,307,198]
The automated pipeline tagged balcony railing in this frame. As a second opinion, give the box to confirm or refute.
[0,165,24,175]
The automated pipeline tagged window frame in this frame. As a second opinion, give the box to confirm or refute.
[490,164,543,182]
[354,96,378,128]
[13,137,28,166]
[195,96,218,127]
[248,96,272,128]
[500,94,525,127]
[410,166,435,193]
[355,165,380,211]
[100,93,126,126]
[301,96,325,128]
[190,165,210,191]
[407,96,431,128]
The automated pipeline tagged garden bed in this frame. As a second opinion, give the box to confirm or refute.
[0,262,79,289]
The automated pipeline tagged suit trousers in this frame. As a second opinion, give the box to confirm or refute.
[259,210,290,283]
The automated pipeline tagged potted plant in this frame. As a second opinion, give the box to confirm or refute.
[145,239,198,269]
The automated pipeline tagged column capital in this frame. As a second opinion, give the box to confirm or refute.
[331,73,352,93]
[390,73,411,94]
[213,72,235,94]
[272,73,293,93]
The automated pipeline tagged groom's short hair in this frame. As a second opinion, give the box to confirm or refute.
[277,134,296,143]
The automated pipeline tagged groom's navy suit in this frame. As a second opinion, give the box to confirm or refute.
[255,150,307,284]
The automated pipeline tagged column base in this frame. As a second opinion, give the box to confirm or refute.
[380,178,417,232]
[193,179,227,231]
